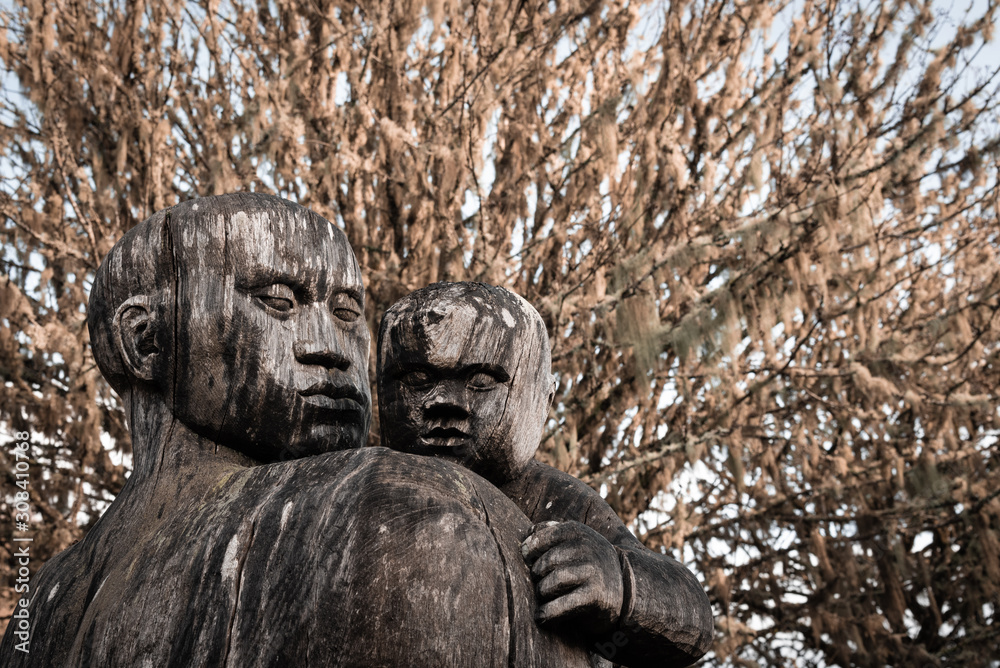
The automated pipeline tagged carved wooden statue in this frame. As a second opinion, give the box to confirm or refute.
[0,193,712,667]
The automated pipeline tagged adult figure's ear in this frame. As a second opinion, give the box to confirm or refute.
[112,295,162,383]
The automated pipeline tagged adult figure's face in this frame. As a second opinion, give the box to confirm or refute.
[172,204,371,461]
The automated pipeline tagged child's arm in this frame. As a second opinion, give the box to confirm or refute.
[503,460,714,668]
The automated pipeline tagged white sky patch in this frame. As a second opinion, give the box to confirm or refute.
[334,72,351,106]
[479,107,502,195]
[911,530,934,553]
[461,188,479,220]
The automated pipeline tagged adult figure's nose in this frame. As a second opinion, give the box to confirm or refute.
[293,339,352,370]
[294,308,352,371]
[423,382,471,420]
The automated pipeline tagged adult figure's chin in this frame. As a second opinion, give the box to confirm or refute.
[189,414,369,463]
[264,422,369,461]
[302,422,369,456]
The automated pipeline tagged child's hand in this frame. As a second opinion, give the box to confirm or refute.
[521,521,624,633]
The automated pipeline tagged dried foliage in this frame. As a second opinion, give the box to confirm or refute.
[2,0,1000,663]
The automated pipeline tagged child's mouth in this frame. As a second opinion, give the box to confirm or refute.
[422,426,470,444]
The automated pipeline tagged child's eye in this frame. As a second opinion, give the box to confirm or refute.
[467,372,501,391]
[254,284,296,313]
[400,370,433,387]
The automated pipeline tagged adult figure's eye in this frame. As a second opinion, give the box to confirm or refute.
[399,369,433,387]
[467,371,501,391]
[254,284,296,313]
[331,292,362,322]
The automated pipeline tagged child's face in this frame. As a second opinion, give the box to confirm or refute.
[379,295,550,484]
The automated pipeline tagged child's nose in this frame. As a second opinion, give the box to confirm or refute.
[423,382,471,420]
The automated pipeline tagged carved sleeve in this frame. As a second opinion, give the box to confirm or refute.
[503,460,714,667]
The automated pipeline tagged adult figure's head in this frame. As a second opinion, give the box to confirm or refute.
[89,193,371,472]
[377,282,553,484]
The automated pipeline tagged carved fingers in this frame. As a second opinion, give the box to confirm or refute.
[521,520,624,633]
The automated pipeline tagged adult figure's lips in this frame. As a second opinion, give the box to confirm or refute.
[299,381,367,414]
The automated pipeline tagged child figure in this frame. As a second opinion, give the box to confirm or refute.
[377,282,713,667]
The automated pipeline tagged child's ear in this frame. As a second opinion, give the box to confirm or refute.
[112,295,162,383]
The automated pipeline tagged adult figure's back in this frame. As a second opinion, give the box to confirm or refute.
[0,194,591,666]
